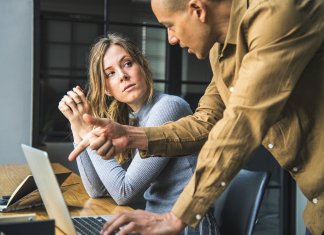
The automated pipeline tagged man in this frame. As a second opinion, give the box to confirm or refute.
[70,0,324,234]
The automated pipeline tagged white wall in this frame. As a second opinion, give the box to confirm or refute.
[0,0,34,163]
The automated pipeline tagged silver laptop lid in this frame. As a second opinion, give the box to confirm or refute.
[21,144,76,235]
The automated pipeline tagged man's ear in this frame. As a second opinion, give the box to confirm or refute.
[188,0,207,23]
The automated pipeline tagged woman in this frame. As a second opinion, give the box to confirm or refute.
[58,34,219,235]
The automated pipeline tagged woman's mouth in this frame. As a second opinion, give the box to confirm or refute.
[123,84,135,92]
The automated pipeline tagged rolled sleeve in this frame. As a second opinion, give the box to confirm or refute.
[139,75,224,158]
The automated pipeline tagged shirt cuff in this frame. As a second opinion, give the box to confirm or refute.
[139,127,167,158]
[171,188,214,228]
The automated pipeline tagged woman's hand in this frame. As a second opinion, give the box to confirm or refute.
[58,86,92,142]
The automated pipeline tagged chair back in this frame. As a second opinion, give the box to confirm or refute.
[213,169,270,235]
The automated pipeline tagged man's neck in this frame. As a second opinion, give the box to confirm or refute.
[209,0,232,43]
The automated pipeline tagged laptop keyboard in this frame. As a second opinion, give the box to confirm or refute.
[72,216,118,235]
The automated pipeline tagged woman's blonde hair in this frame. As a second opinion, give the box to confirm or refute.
[87,33,154,164]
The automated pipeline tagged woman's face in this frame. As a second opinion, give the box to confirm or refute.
[103,44,148,112]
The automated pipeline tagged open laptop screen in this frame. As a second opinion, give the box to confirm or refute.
[21,144,78,235]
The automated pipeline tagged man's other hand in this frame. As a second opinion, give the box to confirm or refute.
[100,210,185,235]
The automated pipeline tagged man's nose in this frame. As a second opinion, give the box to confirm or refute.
[167,29,179,45]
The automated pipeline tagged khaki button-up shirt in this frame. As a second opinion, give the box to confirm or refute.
[141,0,324,234]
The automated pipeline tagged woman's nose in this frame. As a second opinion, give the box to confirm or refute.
[118,69,129,82]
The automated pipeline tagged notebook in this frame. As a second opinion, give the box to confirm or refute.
[21,144,118,235]
[0,172,71,212]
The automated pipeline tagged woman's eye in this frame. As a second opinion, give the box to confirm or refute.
[107,72,115,78]
[124,61,133,68]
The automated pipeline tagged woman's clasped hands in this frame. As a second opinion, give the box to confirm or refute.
[58,86,92,143]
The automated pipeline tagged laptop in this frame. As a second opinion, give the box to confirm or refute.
[21,144,118,235]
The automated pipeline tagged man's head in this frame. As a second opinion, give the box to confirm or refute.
[151,0,232,59]
[159,0,189,12]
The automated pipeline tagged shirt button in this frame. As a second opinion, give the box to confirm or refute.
[292,167,298,173]
[221,181,226,187]
[195,214,202,220]
[268,143,274,149]
[312,198,318,204]
[229,86,235,93]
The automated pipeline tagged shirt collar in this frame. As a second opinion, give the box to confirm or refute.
[223,0,248,46]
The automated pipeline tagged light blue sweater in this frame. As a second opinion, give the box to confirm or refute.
[76,92,197,213]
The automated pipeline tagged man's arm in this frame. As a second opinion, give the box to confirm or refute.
[68,114,148,161]
[140,73,224,157]
[69,77,223,161]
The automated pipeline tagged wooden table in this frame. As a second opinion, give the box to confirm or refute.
[0,163,132,234]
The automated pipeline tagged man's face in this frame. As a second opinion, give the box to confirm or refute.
[151,0,214,59]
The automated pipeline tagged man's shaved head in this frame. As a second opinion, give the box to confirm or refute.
[152,0,189,12]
